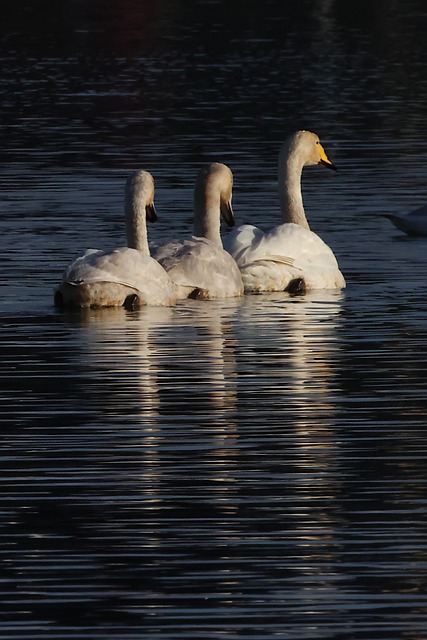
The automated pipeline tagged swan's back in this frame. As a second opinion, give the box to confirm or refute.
[225,223,345,291]
[56,247,176,308]
[158,236,243,299]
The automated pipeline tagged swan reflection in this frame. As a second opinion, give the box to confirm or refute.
[233,292,346,499]
[71,305,174,425]
[61,294,346,579]
[235,290,344,424]
[69,299,243,507]
[233,291,346,608]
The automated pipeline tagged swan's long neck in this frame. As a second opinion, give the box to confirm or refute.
[278,147,310,230]
[193,187,223,247]
[125,191,150,254]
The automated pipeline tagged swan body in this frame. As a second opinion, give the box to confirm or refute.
[383,205,427,236]
[223,130,345,292]
[55,170,176,309]
[226,222,344,291]
[156,162,244,299]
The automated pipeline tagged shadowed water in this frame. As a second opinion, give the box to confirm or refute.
[2,1,427,638]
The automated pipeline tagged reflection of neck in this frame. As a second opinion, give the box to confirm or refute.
[193,189,223,246]
[125,199,150,254]
[278,149,310,230]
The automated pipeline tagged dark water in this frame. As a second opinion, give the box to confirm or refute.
[2,1,427,638]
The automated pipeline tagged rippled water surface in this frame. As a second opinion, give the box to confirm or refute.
[2,1,427,638]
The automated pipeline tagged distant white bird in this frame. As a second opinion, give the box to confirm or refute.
[383,205,427,236]
[54,170,176,310]
[155,162,244,300]
[223,130,346,293]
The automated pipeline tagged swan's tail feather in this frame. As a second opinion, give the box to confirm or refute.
[55,281,139,309]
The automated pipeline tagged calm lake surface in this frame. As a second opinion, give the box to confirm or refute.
[2,1,427,638]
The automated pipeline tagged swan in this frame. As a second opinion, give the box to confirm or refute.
[155,162,244,299]
[382,205,427,236]
[54,170,177,310]
[223,130,346,293]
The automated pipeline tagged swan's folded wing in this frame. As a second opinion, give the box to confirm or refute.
[157,237,243,298]
[154,240,184,264]
[225,222,344,290]
[223,224,266,264]
[64,247,173,294]
[248,254,295,267]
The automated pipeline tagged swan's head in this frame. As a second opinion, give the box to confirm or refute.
[281,130,337,171]
[195,162,235,227]
[125,169,157,222]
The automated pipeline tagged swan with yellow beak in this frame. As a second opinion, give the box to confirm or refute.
[224,130,345,293]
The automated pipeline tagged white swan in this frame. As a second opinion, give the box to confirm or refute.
[383,205,427,236]
[223,130,346,293]
[155,162,244,299]
[54,170,177,309]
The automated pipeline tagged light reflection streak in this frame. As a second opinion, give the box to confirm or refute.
[234,291,347,608]
[72,298,243,523]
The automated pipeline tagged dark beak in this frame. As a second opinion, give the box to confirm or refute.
[319,159,338,171]
[220,200,235,227]
[146,202,158,222]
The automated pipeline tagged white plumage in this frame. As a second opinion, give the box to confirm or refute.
[54,170,176,309]
[383,205,427,236]
[223,130,345,293]
[156,162,244,300]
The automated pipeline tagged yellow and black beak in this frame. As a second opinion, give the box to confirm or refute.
[318,143,337,171]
